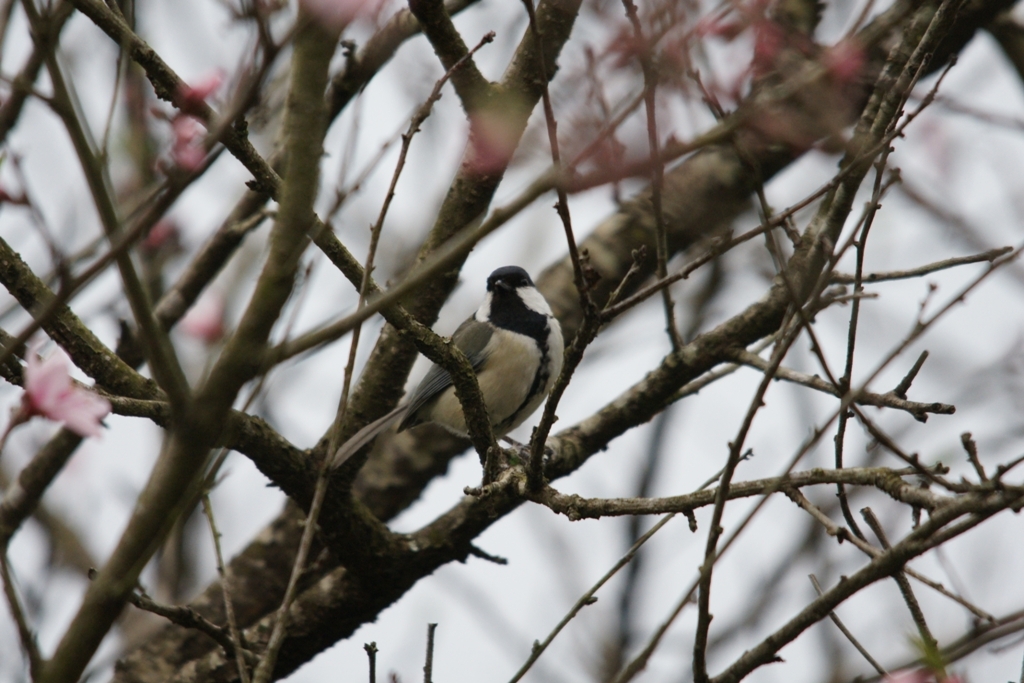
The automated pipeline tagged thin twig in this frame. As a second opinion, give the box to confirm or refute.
[519,0,588,302]
[127,590,255,664]
[0,546,42,678]
[519,0,598,487]
[861,507,937,650]
[692,314,810,683]
[365,642,378,683]
[619,89,1010,680]
[252,26,500,683]
[533,466,947,520]
[244,14,344,683]
[201,494,251,683]
[959,432,988,482]
[423,623,437,683]
[622,0,682,352]
[830,247,1013,284]
[729,348,954,421]
[507,513,677,683]
[809,574,888,676]
[834,154,890,543]
[893,350,929,399]
[27,0,190,408]
[600,224,767,322]
[783,488,994,621]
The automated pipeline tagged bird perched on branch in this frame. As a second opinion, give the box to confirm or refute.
[330,266,564,469]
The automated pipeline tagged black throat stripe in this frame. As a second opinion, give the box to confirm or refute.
[487,289,549,342]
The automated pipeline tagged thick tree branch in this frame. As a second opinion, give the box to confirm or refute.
[407,0,494,113]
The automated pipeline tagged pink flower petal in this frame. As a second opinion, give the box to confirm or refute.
[299,0,382,29]
[170,116,207,171]
[823,38,865,85]
[55,389,111,438]
[25,346,73,413]
[23,343,110,438]
[178,71,225,115]
[695,15,745,41]
[467,110,521,175]
[141,219,181,253]
[181,292,226,344]
[753,20,786,72]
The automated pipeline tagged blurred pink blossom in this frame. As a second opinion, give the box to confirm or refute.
[177,71,224,116]
[467,110,521,175]
[752,19,786,72]
[299,0,382,29]
[823,38,866,85]
[181,292,226,344]
[606,24,645,68]
[22,344,111,438]
[694,14,745,41]
[170,116,207,171]
[141,219,181,254]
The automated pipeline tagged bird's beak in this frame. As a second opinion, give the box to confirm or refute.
[494,281,512,293]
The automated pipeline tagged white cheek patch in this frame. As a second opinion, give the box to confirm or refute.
[475,292,493,322]
[517,287,553,315]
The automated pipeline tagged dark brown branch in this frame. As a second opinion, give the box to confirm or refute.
[830,246,1013,284]
[960,432,988,482]
[808,574,888,676]
[406,0,494,113]
[783,488,995,622]
[715,486,1020,683]
[0,428,82,544]
[729,348,955,422]
[128,591,255,666]
[861,507,938,651]
[327,0,481,118]
[0,1,72,141]
[531,466,947,520]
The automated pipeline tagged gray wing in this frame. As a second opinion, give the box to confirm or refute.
[397,317,493,431]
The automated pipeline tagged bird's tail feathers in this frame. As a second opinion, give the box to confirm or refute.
[329,404,407,470]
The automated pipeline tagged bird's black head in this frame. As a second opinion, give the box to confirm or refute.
[481,266,550,340]
[486,266,534,294]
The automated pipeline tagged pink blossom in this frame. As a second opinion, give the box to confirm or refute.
[823,38,865,85]
[180,292,225,344]
[299,0,382,29]
[177,71,224,116]
[694,15,745,41]
[606,24,645,68]
[141,219,181,254]
[467,110,521,175]
[170,116,207,171]
[22,345,110,438]
[752,20,786,72]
